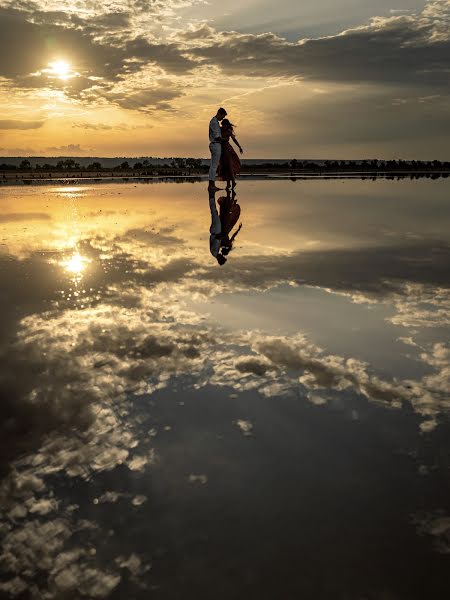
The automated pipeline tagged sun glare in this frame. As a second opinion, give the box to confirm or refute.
[49,60,72,80]
[62,253,90,275]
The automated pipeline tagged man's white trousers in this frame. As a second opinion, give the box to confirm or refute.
[209,142,221,180]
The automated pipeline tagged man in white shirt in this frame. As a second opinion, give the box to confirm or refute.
[208,191,223,263]
[208,107,227,191]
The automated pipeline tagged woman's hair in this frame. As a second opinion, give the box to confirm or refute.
[221,118,235,132]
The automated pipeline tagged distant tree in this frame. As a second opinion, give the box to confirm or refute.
[87,162,102,170]
[120,161,130,170]
[133,162,143,169]
[62,159,76,169]
[19,159,31,170]
[290,159,298,169]
[174,158,186,169]
[0,163,17,170]
[142,159,149,167]
[186,158,203,171]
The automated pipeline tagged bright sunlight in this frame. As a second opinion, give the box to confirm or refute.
[62,252,90,275]
[48,60,72,80]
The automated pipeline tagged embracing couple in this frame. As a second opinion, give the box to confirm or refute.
[208,107,244,192]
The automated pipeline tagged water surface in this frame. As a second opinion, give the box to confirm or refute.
[0,180,449,599]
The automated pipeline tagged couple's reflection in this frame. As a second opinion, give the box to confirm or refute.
[209,189,242,265]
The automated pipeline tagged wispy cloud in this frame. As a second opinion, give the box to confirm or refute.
[0,119,44,129]
[45,143,85,153]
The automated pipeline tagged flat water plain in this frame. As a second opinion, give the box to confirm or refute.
[0,179,449,599]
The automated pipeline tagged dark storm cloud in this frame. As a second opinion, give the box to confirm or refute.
[186,8,450,88]
[0,120,44,129]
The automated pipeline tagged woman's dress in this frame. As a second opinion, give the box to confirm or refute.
[218,135,241,181]
[218,195,240,237]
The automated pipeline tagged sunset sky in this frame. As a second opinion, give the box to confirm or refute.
[0,0,449,158]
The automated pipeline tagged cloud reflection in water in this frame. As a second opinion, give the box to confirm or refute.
[0,180,449,599]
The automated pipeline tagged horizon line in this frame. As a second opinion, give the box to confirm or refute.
[1,156,449,161]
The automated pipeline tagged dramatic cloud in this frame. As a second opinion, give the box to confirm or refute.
[106,83,184,112]
[186,5,450,87]
[183,0,428,39]
[1,1,450,154]
[0,5,195,110]
[3,2,450,99]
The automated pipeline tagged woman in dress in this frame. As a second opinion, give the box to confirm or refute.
[214,190,242,265]
[217,119,243,189]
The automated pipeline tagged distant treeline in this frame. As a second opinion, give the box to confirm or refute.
[1,158,450,182]
[241,159,450,173]
[285,159,450,172]
[0,158,204,172]
[1,158,450,172]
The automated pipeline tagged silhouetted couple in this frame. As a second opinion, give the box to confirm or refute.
[208,107,243,192]
[209,188,242,266]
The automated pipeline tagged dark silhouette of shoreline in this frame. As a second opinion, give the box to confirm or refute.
[1,158,449,184]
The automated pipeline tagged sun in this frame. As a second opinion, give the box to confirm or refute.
[49,60,72,80]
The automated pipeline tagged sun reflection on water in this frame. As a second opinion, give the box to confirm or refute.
[62,252,90,276]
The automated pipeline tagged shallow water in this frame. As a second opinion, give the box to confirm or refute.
[0,179,449,599]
